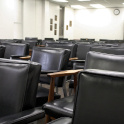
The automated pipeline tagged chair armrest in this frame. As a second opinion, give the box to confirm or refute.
[19,56,31,60]
[37,45,45,47]
[0,107,45,124]
[41,70,59,74]
[47,69,83,78]
[47,117,72,124]
[69,57,78,61]
[71,59,85,63]
[11,55,31,60]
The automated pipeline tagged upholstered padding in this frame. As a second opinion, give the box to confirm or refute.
[90,46,124,55]
[73,69,124,124]
[0,45,5,58]
[47,117,72,124]
[0,62,29,118]
[85,51,124,72]
[2,43,28,59]
[43,96,74,118]
[76,44,92,60]
[31,47,70,87]
[31,47,70,71]
[0,58,41,110]
[46,43,78,58]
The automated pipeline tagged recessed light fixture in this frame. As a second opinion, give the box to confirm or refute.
[122,3,124,4]
[78,0,90,1]
[71,5,86,9]
[90,4,105,8]
[52,0,68,2]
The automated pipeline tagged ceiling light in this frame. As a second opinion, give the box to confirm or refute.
[78,0,90,1]
[90,4,105,8]
[122,3,124,4]
[71,5,86,9]
[52,0,68,2]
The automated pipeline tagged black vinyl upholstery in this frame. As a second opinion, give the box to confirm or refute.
[0,58,44,123]
[46,43,77,58]
[31,47,71,106]
[43,51,124,119]
[31,47,71,87]
[0,45,6,58]
[25,37,38,49]
[48,69,124,124]
[2,43,29,59]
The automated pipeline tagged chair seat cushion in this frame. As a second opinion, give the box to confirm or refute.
[43,96,74,118]
[47,117,72,124]
[36,86,61,107]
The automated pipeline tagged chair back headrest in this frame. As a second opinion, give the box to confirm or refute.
[0,58,41,115]
[31,47,70,71]
[2,43,28,59]
[46,43,77,58]
[85,51,124,72]
[0,45,6,58]
[90,46,124,55]
[73,69,124,124]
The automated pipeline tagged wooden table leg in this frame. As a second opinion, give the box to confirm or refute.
[74,74,78,93]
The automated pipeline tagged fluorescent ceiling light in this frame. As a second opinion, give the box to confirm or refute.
[52,0,68,2]
[90,4,105,8]
[78,0,90,1]
[71,5,86,9]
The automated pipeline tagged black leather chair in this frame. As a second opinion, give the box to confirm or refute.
[2,43,29,59]
[45,38,54,40]
[48,69,124,124]
[0,58,45,124]
[0,45,6,58]
[46,43,77,58]
[42,40,55,45]
[25,37,38,49]
[43,51,124,120]
[46,43,78,69]
[31,47,71,106]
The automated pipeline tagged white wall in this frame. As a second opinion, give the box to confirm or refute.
[64,7,75,40]
[23,0,60,40]
[74,8,124,41]
[0,0,22,39]
[42,1,60,40]
[23,0,43,39]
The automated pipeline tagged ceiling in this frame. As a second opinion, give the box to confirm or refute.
[48,0,124,9]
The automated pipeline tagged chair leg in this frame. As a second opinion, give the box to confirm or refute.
[56,87,58,93]
[62,76,68,97]
[45,114,50,124]
[69,88,72,96]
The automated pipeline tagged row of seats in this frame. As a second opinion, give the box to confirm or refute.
[1,50,124,123]
[1,38,124,123]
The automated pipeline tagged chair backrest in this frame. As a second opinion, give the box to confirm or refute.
[45,38,54,40]
[90,46,124,55]
[85,51,124,72]
[31,47,70,71]
[0,45,6,58]
[46,43,77,58]
[42,40,55,45]
[73,69,124,124]
[2,43,29,59]
[25,37,38,41]
[0,58,41,118]
[76,44,92,60]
